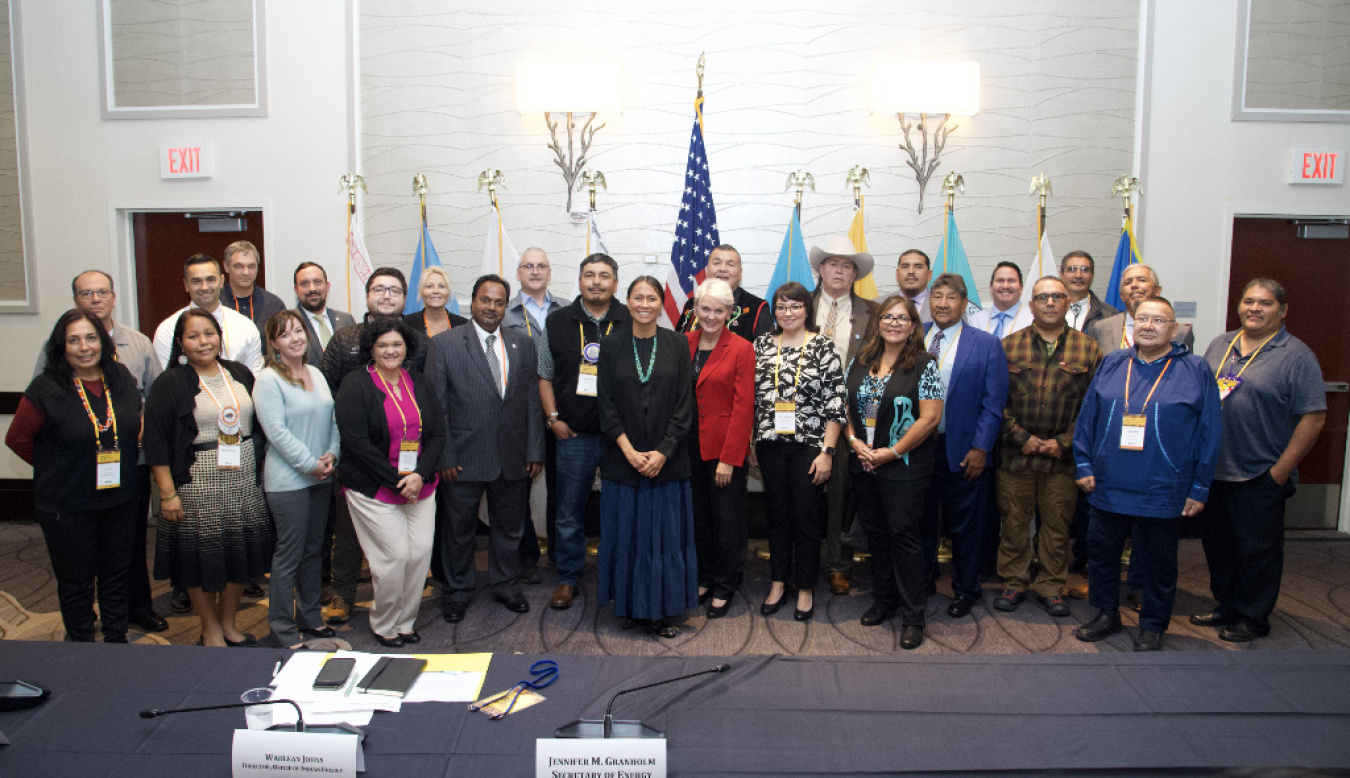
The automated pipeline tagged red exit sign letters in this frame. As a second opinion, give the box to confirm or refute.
[159,143,213,179]
[1290,148,1343,185]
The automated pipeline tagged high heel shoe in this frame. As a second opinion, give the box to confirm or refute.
[761,589,787,616]
[707,599,730,619]
[794,592,815,622]
[373,632,404,648]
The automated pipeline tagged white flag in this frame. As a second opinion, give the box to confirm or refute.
[1020,229,1056,304]
[348,218,374,319]
[481,205,520,279]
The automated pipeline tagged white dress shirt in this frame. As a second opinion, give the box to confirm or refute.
[815,291,853,365]
[472,320,510,395]
[1065,296,1090,331]
[153,303,264,375]
[924,321,962,434]
[303,308,334,350]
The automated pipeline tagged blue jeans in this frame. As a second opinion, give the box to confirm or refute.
[554,432,604,586]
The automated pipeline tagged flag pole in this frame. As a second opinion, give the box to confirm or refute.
[940,171,965,275]
[338,172,366,312]
[1029,173,1052,276]
[413,173,429,273]
[785,169,814,279]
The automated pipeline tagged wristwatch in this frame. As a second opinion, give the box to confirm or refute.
[821,445,836,456]
[546,412,560,424]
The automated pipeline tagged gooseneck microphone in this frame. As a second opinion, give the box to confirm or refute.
[139,699,307,731]
[555,663,731,739]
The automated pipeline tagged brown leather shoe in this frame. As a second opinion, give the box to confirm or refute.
[549,584,577,610]
[829,572,851,595]
[1062,578,1089,600]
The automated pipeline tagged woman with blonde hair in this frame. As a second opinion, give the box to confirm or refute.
[404,266,467,338]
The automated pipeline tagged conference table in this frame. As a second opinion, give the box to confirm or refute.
[2,640,1349,776]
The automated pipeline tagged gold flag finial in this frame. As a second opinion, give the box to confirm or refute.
[1112,175,1142,211]
[942,171,965,210]
[785,169,815,206]
[697,52,706,92]
[578,170,607,210]
[845,165,871,206]
[412,173,429,199]
[477,169,506,207]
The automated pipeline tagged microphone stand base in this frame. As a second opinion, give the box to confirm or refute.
[553,719,664,739]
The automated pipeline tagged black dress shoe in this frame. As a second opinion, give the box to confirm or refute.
[794,606,814,622]
[860,604,894,627]
[131,609,169,633]
[698,589,713,604]
[399,631,421,644]
[1134,629,1163,651]
[224,634,260,647]
[707,599,730,619]
[900,625,924,650]
[760,595,785,616]
[1219,621,1266,643]
[1189,610,1236,628]
[170,587,192,614]
[300,626,337,639]
[519,565,542,585]
[373,632,405,648]
[947,596,975,618]
[644,619,678,639]
[495,592,530,613]
[1074,611,1122,642]
[243,582,265,598]
[443,601,467,623]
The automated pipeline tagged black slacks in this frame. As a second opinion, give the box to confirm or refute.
[1202,473,1294,634]
[438,476,529,604]
[854,471,929,626]
[689,435,748,601]
[757,440,824,591]
[922,443,993,601]
[36,500,138,641]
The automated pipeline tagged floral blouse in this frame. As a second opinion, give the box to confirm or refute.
[752,332,847,446]
[853,360,945,423]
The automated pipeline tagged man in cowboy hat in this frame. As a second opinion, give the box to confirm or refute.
[809,235,879,595]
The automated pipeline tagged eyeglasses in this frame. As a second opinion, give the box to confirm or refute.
[520,263,550,272]
[1063,265,1092,274]
[880,314,913,324]
[1133,316,1175,327]
[76,289,113,300]
[774,303,805,313]
[1032,292,1068,303]
[369,286,404,297]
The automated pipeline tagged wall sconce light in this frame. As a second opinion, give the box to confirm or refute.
[871,61,980,213]
[517,60,622,211]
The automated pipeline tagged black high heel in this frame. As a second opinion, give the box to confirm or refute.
[761,588,787,615]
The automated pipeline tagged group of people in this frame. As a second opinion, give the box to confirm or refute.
[7,234,1325,653]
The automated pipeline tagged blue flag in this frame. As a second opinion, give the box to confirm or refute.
[765,210,812,306]
[404,221,459,315]
[1104,216,1140,311]
[934,210,983,316]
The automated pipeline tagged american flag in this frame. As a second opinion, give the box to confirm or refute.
[663,93,719,327]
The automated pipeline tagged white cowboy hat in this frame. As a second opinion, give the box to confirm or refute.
[808,236,875,278]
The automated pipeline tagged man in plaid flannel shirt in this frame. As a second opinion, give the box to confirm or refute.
[994,277,1103,616]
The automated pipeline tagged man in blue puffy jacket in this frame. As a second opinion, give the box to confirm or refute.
[1071,297,1222,651]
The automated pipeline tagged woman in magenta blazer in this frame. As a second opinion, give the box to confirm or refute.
[686,279,756,618]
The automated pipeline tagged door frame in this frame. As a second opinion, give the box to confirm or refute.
[107,200,274,332]
[1221,204,1350,535]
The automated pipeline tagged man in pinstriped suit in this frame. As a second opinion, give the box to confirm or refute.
[425,274,545,623]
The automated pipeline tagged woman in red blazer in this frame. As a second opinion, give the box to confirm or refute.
[686,279,756,618]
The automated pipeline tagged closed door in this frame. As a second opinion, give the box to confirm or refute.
[1227,216,1349,529]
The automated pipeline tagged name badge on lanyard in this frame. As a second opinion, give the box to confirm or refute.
[577,341,601,397]
[1120,414,1147,451]
[217,442,241,469]
[863,395,880,446]
[96,450,121,490]
[773,401,797,436]
[217,404,242,469]
[398,440,420,475]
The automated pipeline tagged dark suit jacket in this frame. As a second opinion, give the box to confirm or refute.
[811,288,878,367]
[1086,311,1195,355]
[1080,291,1119,333]
[296,307,356,367]
[425,323,543,482]
[686,330,755,466]
[922,323,1009,471]
[333,367,445,499]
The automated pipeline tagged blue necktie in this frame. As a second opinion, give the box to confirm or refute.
[994,312,1009,339]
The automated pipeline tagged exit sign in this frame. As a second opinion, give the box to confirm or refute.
[159,143,213,179]
[1290,148,1342,185]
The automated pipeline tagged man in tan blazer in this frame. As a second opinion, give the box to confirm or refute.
[809,236,879,595]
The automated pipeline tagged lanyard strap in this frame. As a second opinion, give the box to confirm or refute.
[232,293,253,321]
[74,373,119,449]
[773,335,807,400]
[197,364,241,420]
[578,321,613,361]
[375,367,422,441]
[1125,357,1173,414]
[1213,331,1278,382]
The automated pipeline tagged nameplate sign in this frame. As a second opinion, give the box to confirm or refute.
[537,738,666,778]
[232,730,361,776]
[160,142,214,179]
[1289,148,1343,185]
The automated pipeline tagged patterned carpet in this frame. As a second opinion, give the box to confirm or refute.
[3,521,1349,656]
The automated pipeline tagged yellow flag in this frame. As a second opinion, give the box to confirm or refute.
[849,201,878,299]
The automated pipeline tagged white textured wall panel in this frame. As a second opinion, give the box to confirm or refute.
[360,1,1138,303]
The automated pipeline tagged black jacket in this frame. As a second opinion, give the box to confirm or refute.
[143,360,266,487]
[545,298,630,435]
[319,316,430,394]
[597,326,693,487]
[334,367,446,499]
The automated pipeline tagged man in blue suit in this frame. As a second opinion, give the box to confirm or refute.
[921,274,1009,617]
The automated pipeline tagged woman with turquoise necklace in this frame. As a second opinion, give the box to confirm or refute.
[595,276,697,638]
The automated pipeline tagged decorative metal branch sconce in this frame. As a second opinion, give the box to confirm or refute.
[871,62,980,214]
[517,61,622,212]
